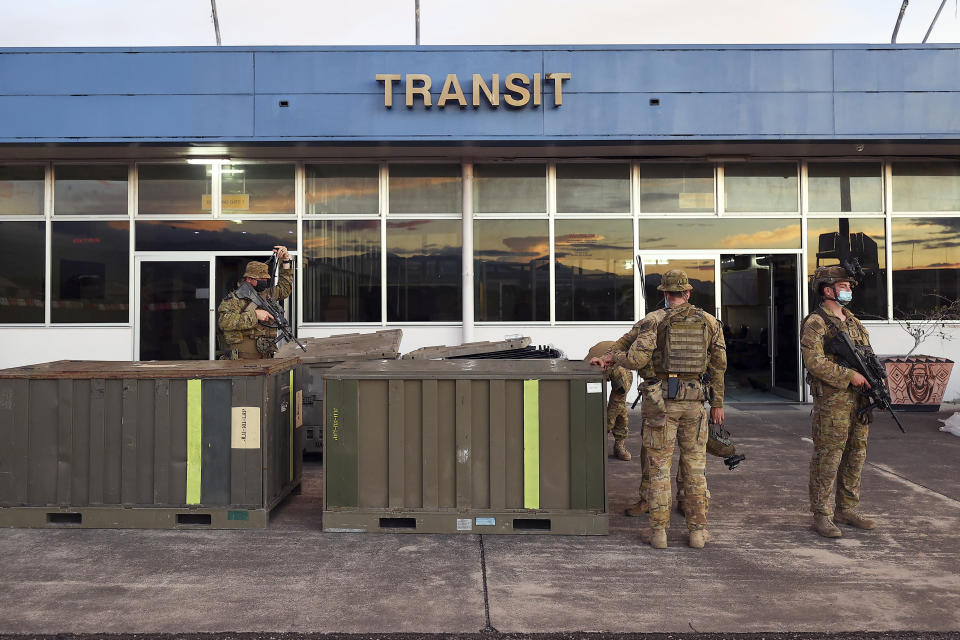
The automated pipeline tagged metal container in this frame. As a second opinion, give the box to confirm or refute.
[277,330,402,454]
[0,359,302,529]
[323,360,607,535]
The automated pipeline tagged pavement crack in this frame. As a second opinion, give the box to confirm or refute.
[479,534,499,634]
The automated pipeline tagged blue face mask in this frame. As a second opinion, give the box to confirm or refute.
[836,290,853,306]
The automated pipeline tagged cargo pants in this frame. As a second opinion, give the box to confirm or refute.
[640,380,709,531]
[606,366,632,441]
[809,385,870,516]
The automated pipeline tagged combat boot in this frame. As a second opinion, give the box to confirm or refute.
[834,509,877,530]
[640,527,667,549]
[613,439,632,461]
[624,499,649,517]
[688,529,711,549]
[813,514,842,538]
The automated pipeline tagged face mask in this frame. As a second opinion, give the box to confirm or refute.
[837,290,853,306]
[255,279,271,292]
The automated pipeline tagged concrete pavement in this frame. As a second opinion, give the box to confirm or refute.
[0,404,958,635]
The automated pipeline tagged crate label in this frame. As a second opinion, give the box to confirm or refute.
[475,517,496,526]
[231,407,261,449]
[456,518,472,531]
[296,390,304,428]
[587,382,602,394]
[227,510,250,521]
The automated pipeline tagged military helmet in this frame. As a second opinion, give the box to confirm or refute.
[242,261,270,280]
[811,265,857,291]
[586,340,615,361]
[657,269,693,292]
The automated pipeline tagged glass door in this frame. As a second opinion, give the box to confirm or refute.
[136,256,213,360]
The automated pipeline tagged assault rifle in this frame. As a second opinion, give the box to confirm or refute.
[825,331,906,433]
[235,280,306,353]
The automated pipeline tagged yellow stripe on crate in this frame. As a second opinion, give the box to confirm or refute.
[523,379,540,509]
[289,369,294,483]
[186,379,202,504]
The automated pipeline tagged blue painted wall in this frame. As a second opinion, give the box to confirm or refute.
[1,45,960,142]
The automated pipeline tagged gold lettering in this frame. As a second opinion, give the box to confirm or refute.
[503,73,530,107]
[405,73,433,108]
[546,72,572,107]
[375,73,402,108]
[472,73,499,107]
[533,73,541,107]
[437,73,467,108]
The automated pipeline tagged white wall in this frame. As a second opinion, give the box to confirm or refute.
[5,322,960,402]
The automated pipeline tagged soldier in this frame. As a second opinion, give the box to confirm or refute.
[586,341,634,461]
[217,245,293,360]
[801,265,876,538]
[592,269,726,549]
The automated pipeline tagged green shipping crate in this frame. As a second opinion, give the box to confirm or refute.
[323,359,607,535]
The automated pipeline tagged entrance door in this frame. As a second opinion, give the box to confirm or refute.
[136,257,213,360]
[720,253,801,401]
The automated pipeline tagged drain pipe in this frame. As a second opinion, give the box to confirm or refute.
[462,161,475,343]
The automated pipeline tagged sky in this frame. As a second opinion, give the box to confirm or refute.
[1,0,960,47]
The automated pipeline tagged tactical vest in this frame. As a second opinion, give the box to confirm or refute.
[800,306,867,388]
[659,305,710,375]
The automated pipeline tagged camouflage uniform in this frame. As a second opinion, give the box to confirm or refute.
[610,272,726,536]
[217,261,293,360]
[587,341,634,459]
[801,300,872,518]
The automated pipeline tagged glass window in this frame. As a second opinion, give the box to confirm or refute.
[556,163,630,213]
[52,221,130,323]
[474,219,549,321]
[138,164,212,216]
[389,164,462,214]
[221,163,295,214]
[892,217,960,319]
[724,163,798,213]
[639,164,714,213]
[303,220,381,323]
[0,165,44,216]
[808,162,882,213]
[643,258,716,316]
[54,164,127,215]
[474,164,546,213]
[306,164,379,215]
[0,221,45,323]
[806,217,887,320]
[136,220,297,251]
[555,219,633,321]
[387,220,461,322]
[638,218,801,251]
[892,162,960,212]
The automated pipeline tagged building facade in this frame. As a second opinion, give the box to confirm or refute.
[2,44,960,402]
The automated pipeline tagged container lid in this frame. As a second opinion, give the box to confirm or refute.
[0,358,301,380]
[276,329,403,362]
[402,337,530,359]
[326,359,601,379]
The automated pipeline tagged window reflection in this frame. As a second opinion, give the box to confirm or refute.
[639,164,714,213]
[304,220,381,323]
[136,220,296,251]
[638,218,800,250]
[474,164,546,213]
[221,163,295,214]
[643,259,716,316]
[387,220,461,322]
[808,162,882,213]
[138,164,212,215]
[474,220,549,321]
[306,164,379,215]
[806,217,887,320]
[892,162,960,212]
[556,163,630,213]
[389,164,462,214]
[555,219,633,321]
[892,217,960,319]
[0,165,44,215]
[724,163,798,213]
[0,221,45,323]
[55,164,128,215]
[52,221,130,324]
